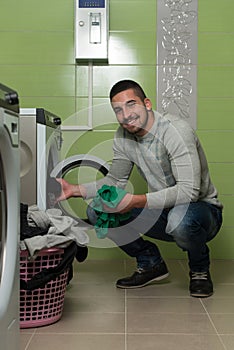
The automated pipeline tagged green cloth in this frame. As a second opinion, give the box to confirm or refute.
[91,185,131,239]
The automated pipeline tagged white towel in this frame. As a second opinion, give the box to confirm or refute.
[21,206,89,258]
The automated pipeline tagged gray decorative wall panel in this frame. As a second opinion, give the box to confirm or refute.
[157,0,198,129]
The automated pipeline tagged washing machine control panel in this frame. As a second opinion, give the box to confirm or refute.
[36,108,61,129]
[5,92,19,106]
[0,83,19,113]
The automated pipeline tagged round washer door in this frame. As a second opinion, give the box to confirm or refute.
[0,109,19,320]
[0,153,7,285]
[50,154,109,222]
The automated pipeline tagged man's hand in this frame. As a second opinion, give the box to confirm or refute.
[55,178,86,202]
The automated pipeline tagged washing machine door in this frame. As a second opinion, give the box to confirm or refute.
[0,108,19,349]
[50,154,109,222]
[0,154,7,283]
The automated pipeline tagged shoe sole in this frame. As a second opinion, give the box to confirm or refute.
[116,272,169,289]
[190,291,213,298]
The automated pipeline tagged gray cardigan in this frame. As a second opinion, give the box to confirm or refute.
[83,112,223,210]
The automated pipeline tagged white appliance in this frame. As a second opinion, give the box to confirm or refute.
[75,0,109,61]
[0,83,20,350]
[20,108,62,210]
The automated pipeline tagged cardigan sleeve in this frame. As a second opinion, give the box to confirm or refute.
[146,121,201,209]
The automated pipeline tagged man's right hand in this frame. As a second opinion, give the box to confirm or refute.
[55,178,86,202]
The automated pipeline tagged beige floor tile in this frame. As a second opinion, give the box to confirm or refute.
[202,298,234,313]
[212,284,234,298]
[20,328,35,334]
[125,259,187,277]
[209,314,234,334]
[127,334,226,350]
[220,335,234,350]
[20,333,34,350]
[72,259,126,284]
[26,334,125,350]
[66,280,125,297]
[165,259,189,276]
[127,313,216,334]
[63,295,125,313]
[20,259,234,350]
[127,297,205,314]
[126,279,189,298]
[34,311,125,334]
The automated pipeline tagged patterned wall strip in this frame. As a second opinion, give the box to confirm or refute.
[156,0,198,129]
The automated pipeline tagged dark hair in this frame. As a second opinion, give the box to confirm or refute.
[109,80,147,102]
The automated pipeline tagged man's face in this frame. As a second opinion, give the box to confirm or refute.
[111,89,152,136]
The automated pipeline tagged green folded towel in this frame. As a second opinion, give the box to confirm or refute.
[91,185,131,239]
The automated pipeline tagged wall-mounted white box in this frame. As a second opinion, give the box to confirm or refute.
[75,0,109,62]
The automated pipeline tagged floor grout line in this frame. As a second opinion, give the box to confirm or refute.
[200,299,228,350]
[20,259,234,350]
[24,329,36,350]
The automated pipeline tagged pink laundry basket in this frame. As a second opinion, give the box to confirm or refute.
[20,248,69,328]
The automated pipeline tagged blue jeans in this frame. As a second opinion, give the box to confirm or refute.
[87,201,223,272]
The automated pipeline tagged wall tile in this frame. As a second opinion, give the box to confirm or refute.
[110,0,156,31]
[62,98,115,127]
[0,32,74,65]
[157,241,186,259]
[0,0,74,31]
[62,130,115,161]
[198,67,234,98]
[64,98,90,126]
[197,131,234,162]
[219,195,234,227]
[197,98,234,130]
[109,31,156,65]
[209,228,234,260]
[209,163,234,195]
[198,33,234,65]
[198,0,234,32]
[92,66,156,98]
[0,65,75,97]
[90,98,116,128]
[76,64,157,106]
[76,66,89,97]
[20,96,76,120]
[76,65,157,104]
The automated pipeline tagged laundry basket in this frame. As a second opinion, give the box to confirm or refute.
[20,248,69,328]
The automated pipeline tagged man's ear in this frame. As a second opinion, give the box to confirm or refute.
[144,98,152,111]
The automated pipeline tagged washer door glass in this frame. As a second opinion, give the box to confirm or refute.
[0,153,6,281]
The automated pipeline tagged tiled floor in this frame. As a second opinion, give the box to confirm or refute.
[20,259,234,350]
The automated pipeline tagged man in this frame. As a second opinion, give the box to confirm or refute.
[57,80,223,298]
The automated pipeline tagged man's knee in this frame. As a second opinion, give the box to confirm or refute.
[166,205,191,234]
[166,205,197,249]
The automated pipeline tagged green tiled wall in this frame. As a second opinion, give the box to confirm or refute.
[1,0,233,259]
[197,0,234,260]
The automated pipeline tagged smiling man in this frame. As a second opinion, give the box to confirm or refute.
[57,79,223,298]
[111,86,153,137]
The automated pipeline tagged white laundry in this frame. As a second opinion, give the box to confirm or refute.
[27,204,51,229]
[21,205,89,258]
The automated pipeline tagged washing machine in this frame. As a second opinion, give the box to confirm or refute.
[20,108,63,210]
[50,154,110,221]
[0,83,20,350]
